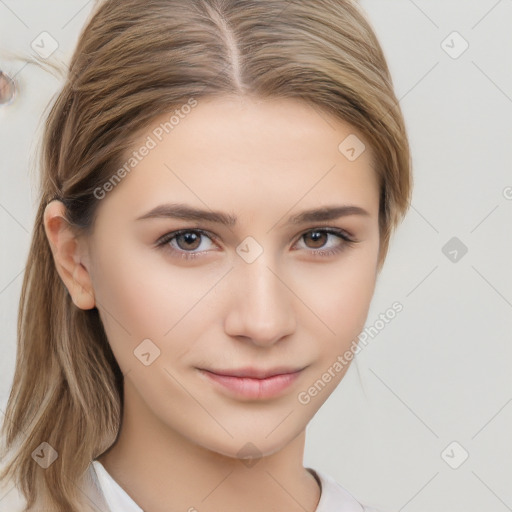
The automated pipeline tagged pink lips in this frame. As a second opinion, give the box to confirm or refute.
[198,367,304,400]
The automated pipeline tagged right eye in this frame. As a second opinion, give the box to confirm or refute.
[155,229,218,260]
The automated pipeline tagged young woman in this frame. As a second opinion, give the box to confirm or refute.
[0,0,411,510]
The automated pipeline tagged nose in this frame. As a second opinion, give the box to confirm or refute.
[223,256,297,347]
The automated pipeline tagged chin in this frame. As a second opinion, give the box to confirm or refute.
[192,420,308,463]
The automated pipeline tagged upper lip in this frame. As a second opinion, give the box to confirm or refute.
[200,366,305,379]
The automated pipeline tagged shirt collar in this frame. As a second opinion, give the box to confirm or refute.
[90,460,366,512]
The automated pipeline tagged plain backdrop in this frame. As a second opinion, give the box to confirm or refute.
[1,1,511,511]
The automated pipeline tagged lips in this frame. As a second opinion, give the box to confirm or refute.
[198,366,305,400]
[204,367,304,379]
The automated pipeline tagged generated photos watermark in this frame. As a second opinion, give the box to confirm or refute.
[93,98,198,200]
[297,301,403,405]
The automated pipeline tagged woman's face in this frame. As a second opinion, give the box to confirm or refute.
[83,95,381,459]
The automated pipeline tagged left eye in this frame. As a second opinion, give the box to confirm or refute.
[155,228,354,259]
[296,229,351,251]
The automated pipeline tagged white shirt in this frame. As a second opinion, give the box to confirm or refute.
[90,460,384,512]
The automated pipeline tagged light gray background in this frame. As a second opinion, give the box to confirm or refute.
[1,1,511,511]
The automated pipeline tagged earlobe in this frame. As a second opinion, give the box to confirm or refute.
[43,200,96,310]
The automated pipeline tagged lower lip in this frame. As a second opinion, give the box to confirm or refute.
[199,369,302,400]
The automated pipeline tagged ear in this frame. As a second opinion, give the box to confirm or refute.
[43,199,96,310]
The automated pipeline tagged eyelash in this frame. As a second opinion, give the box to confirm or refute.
[155,228,357,261]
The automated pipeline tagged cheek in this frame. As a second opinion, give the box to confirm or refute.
[89,242,222,369]
[292,248,378,405]
[297,244,378,351]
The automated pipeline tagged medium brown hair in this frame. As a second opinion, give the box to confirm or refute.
[0,0,412,510]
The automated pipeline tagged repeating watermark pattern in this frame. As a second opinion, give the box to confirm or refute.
[134,338,161,366]
[298,301,403,404]
[441,441,469,469]
[93,98,198,199]
[0,3,509,512]
[442,236,469,263]
[236,236,264,263]
[338,134,366,162]
[31,442,58,469]
[30,31,59,59]
[441,31,469,59]
[237,442,263,468]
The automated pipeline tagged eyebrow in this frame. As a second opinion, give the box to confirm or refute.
[136,203,370,226]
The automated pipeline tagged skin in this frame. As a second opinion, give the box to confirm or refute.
[44,95,381,512]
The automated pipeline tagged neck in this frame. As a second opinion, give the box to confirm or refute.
[97,377,321,512]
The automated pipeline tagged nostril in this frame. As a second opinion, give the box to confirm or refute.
[0,71,16,106]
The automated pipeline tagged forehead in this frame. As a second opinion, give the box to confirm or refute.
[98,95,379,221]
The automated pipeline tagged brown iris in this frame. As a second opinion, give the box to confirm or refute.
[303,231,328,249]
[175,231,202,250]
